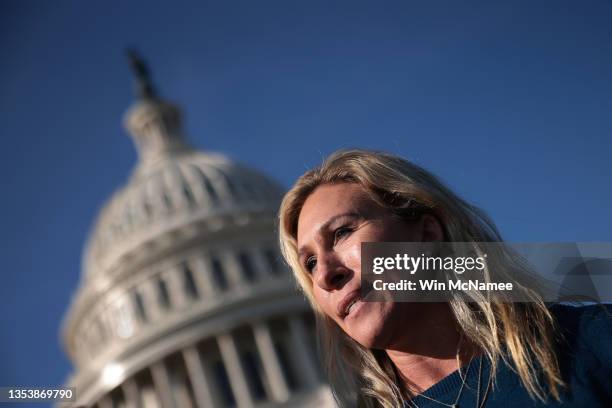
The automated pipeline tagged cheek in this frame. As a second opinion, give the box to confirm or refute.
[311,286,336,317]
[343,242,362,277]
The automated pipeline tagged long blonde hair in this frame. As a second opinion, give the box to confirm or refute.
[278,149,564,407]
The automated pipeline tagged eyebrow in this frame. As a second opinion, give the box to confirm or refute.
[297,212,362,259]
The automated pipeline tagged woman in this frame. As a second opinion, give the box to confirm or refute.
[278,149,611,408]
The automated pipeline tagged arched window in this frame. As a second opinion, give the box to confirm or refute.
[234,327,270,402]
[237,252,256,282]
[133,289,147,323]
[167,353,197,408]
[135,368,161,408]
[210,257,228,290]
[240,349,267,401]
[213,360,236,407]
[268,318,302,391]
[157,277,171,310]
[181,262,199,299]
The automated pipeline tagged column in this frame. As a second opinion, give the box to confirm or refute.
[121,378,141,408]
[212,169,235,205]
[288,316,320,388]
[165,166,188,210]
[182,345,220,408]
[219,250,245,288]
[180,164,209,207]
[164,267,188,309]
[217,333,254,408]
[191,255,216,297]
[99,308,114,344]
[140,278,163,321]
[252,322,291,401]
[151,360,175,408]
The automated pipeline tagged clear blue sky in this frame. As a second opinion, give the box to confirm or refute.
[1,0,611,397]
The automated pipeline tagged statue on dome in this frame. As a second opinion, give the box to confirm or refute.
[126,49,157,100]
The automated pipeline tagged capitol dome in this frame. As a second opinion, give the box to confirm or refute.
[60,53,333,408]
[83,142,286,281]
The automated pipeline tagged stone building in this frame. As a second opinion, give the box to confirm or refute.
[59,54,333,408]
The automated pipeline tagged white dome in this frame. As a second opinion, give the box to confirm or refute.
[60,58,332,407]
[83,150,285,280]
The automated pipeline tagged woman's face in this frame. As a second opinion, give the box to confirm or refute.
[297,183,437,349]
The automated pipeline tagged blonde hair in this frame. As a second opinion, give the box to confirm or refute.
[278,149,564,408]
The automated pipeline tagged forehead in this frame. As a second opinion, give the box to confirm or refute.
[296,183,374,242]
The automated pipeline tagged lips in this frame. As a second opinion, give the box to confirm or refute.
[337,289,361,319]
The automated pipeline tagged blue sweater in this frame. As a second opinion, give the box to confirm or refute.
[405,304,612,408]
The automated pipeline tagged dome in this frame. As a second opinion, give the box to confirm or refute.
[83,150,285,281]
[59,53,333,407]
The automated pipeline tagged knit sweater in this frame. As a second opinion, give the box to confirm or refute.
[404,304,612,408]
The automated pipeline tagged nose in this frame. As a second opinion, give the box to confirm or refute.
[314,252,352,291]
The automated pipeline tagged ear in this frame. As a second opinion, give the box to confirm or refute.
[418,214,444,242]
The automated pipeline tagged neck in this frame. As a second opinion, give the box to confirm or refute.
[384,303,479,394]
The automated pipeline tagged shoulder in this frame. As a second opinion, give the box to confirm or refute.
[550,303,612,340]
[549,303,612,379]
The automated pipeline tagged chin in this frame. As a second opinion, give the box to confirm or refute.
[344,305,392,349]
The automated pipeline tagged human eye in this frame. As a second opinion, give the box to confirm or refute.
[304,256,317,273]
[333,226,354,244]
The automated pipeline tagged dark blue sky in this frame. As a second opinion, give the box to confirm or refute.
[1,0,611,396]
